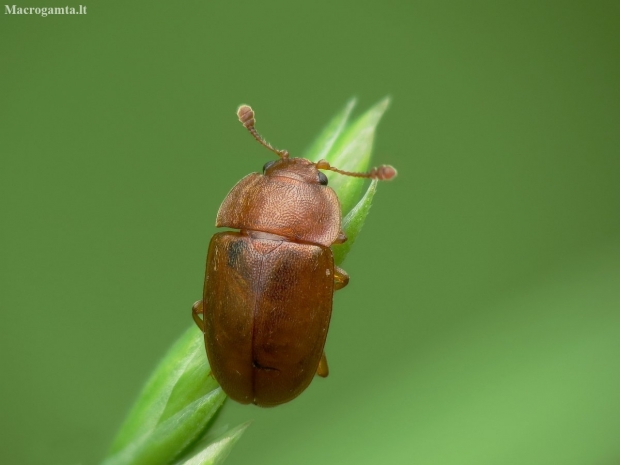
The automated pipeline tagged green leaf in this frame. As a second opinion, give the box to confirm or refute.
[310,96,390,216]
[104,326,225,465]
[303,98,356,162]
[332,179,378,266]
[302,97,391,264]
[174,422,251,465]
[158,336,219,424]
[108,326,208,455]
[103,388,227,465]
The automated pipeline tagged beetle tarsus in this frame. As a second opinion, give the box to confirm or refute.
[316,352,329,377]
[333,231,348,244]
[192,300,205,332]
[334,266,350,290]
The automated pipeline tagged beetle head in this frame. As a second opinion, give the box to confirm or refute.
[238,104,397,184]
[262,157,329,185]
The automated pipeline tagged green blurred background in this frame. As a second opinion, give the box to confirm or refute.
[1,1,619,464]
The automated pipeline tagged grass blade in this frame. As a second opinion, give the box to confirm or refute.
[175,422,251,465]
[108,327,207,454]
[311,97,390,216]
[103,388,226,465]
[303,98,357,162]
[332,179,378,266]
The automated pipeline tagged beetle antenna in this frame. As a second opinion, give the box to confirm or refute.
[237,105,290,159]
[315,159,397,180]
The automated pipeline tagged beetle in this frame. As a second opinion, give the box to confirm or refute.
[192,105,396,407]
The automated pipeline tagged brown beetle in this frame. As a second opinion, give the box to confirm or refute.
[192,105,396,407]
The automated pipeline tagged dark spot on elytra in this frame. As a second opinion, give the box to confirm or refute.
[227,239,245,268]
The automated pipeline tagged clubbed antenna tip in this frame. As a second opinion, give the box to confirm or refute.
[236,104,289,159]
[237,105,255,129]
[372,165,398,180]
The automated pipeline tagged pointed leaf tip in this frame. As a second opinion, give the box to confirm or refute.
[103,388,227,465]
[175,422,252,465]
[321,97,391,215]
[304,98,357,162]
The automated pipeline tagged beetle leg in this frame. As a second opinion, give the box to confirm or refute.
[334,266,349,290]
[333,230,348,245]
[192,300,205,333]
[316,352,329,377]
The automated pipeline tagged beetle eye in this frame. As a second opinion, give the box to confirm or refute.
[262,160,276,174]
[318,171,328,186]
